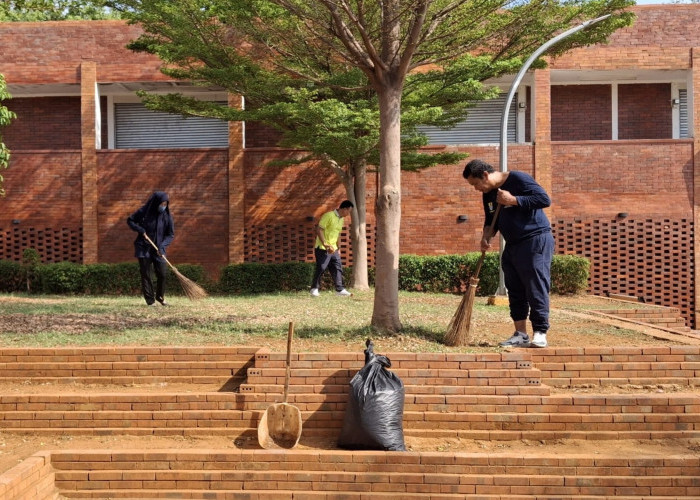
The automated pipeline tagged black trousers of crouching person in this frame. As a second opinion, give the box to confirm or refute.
[138,257,168,305]
[311,247,345,292]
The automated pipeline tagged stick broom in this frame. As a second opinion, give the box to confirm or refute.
[142,234,208,301]
[445,204,502,346]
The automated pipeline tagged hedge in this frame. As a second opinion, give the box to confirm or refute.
[0,252,589,297]
[0,260,208,296]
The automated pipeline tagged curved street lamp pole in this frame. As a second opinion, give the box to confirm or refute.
[494,14,611,296]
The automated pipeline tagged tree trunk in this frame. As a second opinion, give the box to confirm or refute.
[371,85,403,332]
[348,160,369,290]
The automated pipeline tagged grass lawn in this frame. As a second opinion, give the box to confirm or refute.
[0,290,677,351]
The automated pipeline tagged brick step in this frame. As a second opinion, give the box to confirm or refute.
[590,309,690,331]
[0,347,257,384]
[55,494,695,500]
[48,450,700,499]
[0,376,241,387]
[0,346,259,361]
[530,346,700,387]
[240,378,545,396]
[603,308,682,317]
[0,393,700,439]
[403,428,700,440]
[247,353,537,372]
[546,377,700,387]
[0,362,245,379]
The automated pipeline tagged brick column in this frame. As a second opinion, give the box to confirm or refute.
[228,94,245,264]
[533,68,553,217]
[80,61,98,264]
[692,47,700,326]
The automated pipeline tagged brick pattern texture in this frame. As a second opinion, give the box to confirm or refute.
[0,345,698,499]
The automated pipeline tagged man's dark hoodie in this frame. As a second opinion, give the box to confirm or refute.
[127,191,175,261]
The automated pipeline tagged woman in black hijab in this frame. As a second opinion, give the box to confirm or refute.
[127,191,175,306]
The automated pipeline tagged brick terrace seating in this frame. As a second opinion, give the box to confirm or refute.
[0,346,258,385]
[0,346,698,499]
[6,449,700,499]
[531,346,700,387]
[0,347,698,440]
[590,303,693,332]
[242,348,700,441]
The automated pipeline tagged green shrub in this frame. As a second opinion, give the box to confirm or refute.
[399,253,500,295]
[36,262,86,294]
[219,262,314,294]
[0,260,23,292]
[83,262,141,295]
[550,254,590,295]
[398,252,588,296]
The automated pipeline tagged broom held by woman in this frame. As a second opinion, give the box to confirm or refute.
[127,191,175,306]
[462,159,554,349]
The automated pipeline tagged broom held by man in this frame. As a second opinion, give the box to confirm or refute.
[462,159,554,349]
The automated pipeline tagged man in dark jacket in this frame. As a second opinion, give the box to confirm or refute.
[463,159,554,348]
[127,191,175,306]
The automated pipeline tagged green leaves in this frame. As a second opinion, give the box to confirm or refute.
[0,74,17,197]
[0,0,119,21]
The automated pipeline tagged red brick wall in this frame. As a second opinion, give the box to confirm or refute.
[552,140,692,218]
[0,151,83,226]
[551,85,611,141]
[3,97,108,151]
[0,21,166,85]
[607,5,700,47]
[0,152,83,262]
[245,122,283,148]
[400,145,535,255]
[3,97,82,150]
[618,84,671,140]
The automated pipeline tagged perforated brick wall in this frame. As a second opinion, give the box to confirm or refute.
[553,217,694,327]
[244,223,375,267]
[0,226,82,263]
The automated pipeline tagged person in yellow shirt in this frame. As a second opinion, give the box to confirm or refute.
[310,200,354,297]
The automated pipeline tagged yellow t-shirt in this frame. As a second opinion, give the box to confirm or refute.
[315,210,344,249]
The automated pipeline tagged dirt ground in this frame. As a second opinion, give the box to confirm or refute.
[0,294,698,477]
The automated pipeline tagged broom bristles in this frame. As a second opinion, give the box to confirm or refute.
[170,266,208,301]
[445,277,479,347]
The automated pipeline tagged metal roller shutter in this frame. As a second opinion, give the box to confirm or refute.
[418,93,517,145]
[679,89,688,139]
[115,102,228,149]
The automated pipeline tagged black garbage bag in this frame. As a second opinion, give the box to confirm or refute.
[337,339,406,451]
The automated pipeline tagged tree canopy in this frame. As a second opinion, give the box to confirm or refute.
[0,75,17,197]
[109,0,634,331]
[0,0,118,21]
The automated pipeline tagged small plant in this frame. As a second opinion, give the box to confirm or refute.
[21,248,41,293]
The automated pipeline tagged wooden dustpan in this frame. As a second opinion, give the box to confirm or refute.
[257,321,302,449]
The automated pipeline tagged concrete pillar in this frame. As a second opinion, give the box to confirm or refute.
[228,94,245,264]
[80,61,98,264]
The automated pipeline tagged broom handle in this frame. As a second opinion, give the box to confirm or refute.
[283,322,294,404]
[473,204,502,278]
[142,233,176,272]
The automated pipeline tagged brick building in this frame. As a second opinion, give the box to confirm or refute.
[0,5,699,325]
